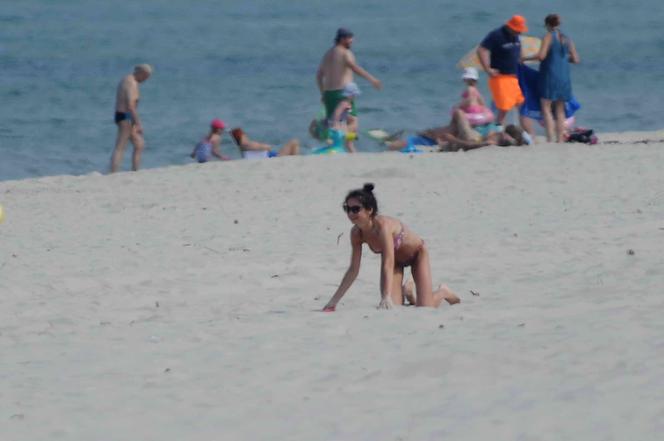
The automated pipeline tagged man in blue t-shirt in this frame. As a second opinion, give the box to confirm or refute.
[476,15,528,126]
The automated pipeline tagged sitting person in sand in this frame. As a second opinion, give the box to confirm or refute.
[230,128,300,159]
[309,83,360,154]
[386,109,529,152]
[190,118,230,163]
[454,67,494,126]
[322,183,460,311]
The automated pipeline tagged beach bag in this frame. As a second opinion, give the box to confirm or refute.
[566,128,598,145]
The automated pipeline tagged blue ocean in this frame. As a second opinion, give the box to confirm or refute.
[1,0,663,181]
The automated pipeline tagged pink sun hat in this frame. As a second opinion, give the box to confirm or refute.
[211,118,226,130]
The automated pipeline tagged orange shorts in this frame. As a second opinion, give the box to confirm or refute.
[488,75,524,111]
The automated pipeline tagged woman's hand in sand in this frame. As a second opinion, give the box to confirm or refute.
[377,296,393,310]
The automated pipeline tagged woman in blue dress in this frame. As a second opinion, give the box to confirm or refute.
[525,14,580,142]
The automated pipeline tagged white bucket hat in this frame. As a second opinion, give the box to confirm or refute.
[462,67,479,81]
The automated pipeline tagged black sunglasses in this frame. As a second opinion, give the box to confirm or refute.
[342,204,362,214]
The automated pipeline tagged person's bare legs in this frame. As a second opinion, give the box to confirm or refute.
[436,284,460,305]
[519,115,537,143]
[448,109,482,151]
[540,98,555,142]
[450,109,478,141]
[278,138,300,156]
[110,121,132,173]
[130,127,145,171]
[345,115,358,152]
[391,266,405,305]
[402,277,416,305]
[553,101,566,143]
[386,139,407,151]
[495,109,509,126]
[411,245,460,307]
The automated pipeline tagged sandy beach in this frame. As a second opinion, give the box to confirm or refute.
[1,133,663,440]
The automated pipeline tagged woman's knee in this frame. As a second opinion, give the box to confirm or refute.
[451,108,467,123]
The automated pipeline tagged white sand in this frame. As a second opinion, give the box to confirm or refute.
[1,135,663,440]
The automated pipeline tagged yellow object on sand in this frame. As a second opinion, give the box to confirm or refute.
[457,35,541,69]
[0,204,4,223]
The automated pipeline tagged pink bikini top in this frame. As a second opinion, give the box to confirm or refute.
[393,225,405,250]
[366,224,406,253]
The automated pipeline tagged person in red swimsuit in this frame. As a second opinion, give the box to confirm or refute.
[323,183,460,311]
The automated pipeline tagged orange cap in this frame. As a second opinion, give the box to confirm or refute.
[506,15,528,33]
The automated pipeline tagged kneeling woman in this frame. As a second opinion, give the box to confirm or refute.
[323,184,460,310]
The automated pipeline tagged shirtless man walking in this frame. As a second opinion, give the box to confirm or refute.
[316,28,382,152]
[110,64,152,173]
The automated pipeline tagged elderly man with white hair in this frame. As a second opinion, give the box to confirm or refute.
[110,63,152,173]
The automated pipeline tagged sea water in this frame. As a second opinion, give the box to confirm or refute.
[1,0,663,181]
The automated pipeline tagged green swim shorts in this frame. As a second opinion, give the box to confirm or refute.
[323,89,357,119]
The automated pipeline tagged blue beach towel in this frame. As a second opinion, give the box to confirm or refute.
[517,64,580,121]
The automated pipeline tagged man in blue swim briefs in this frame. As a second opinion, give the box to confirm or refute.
[316,28,382,152]
[110,64,152,173]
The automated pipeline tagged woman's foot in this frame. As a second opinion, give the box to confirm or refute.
[439,284,461,305]
[403,278,416,305]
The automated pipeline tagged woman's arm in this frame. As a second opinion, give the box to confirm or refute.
[535,32,552,61]
[210,135,230,161]
[468,86,487,107]
[377,220,395,309]
[211,145,229,160]
[567,39,580,64]
[478,95,487,107]
[323,228,363,311]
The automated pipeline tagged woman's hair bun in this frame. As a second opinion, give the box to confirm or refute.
[363,183,375,193]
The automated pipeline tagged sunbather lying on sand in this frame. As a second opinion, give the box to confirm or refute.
[230,128,300,159]
[385,109,529,152]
